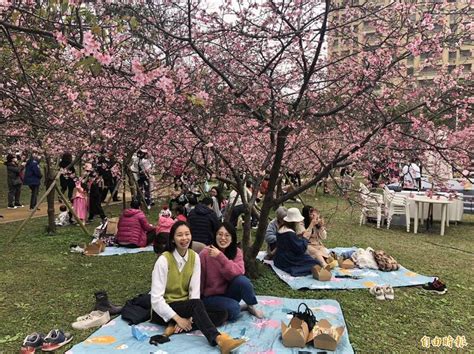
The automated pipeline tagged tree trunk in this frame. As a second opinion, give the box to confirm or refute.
[122,162,127,210]
[244,128,289,277]
[244,251,260,280]
[44,154,56,234]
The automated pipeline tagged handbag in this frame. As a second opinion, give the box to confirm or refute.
[372,250,400,272]
[288,303,317,331]
[92,220,108,238]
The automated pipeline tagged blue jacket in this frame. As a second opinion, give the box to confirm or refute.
[23,158,42,186]
[274,230,318,276]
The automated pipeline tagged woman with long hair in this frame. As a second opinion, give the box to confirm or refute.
[302,205,334,268]
[150,221,246,353]
[200,222,263,321]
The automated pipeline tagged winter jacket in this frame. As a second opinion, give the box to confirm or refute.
[187,203,219,245]
[264,219,279,246]
[23,158,42,186]
[116,209,155,247]
[200,247,245,297]
[5,161,22,187]
[274,229,319,276]
[156,216,175,234]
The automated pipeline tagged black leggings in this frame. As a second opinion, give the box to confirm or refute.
[151,299,227,345]
[60,176,75,201]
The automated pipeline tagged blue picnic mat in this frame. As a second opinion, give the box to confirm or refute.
[66,296,353,354]
[98,245,154,256]
[257,247,433,290]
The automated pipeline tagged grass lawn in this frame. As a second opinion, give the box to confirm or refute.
[0,192,472,353]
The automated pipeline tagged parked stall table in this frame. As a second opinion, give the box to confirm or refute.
[411,196,454,236]
[397,191,464,222]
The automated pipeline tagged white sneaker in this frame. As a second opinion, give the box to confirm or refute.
[369,286,385,300]
[70,246,84,254]
[72,311,110,330]
[383,285,394,300]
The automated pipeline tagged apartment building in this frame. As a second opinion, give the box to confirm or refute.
[327,0,473,86]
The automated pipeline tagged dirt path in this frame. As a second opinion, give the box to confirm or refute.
[0,186,176,224]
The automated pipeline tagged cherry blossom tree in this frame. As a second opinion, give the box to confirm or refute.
[1,1,472,275]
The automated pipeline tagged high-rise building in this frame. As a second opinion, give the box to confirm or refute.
[327,0,473,85]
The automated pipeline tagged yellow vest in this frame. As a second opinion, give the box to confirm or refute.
[162,250,196,303]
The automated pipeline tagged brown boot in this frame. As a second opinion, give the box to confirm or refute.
[216,333,247,354]
[164,324,177,337]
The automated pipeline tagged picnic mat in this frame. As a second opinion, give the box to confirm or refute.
[66,296,354,354]
[257,247,433,290]
[98,245,154,256]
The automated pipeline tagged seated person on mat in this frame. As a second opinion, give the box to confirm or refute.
[264,206,287,259]
[200,222,264,321]
[150,221,246,353]
[302,205,336,268]
[273,207,319,276]
[116,199,155,248]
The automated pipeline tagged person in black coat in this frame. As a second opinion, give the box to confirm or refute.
[84,164,107,224]
[58,152,76,201]
[187,197,219,245]
[4,154,24,208]
[23,153,43,210]
[98,151,120,202]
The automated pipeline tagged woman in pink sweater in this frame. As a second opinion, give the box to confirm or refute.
[200,222,264,321]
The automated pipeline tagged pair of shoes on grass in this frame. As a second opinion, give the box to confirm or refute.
[422,277,447,294]
[21,330,73,353]
[369,285,394,300]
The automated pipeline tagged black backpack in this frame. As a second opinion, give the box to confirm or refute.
[121,293,151,325]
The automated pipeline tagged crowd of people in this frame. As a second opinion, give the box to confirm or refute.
[4,148,430,352]
[3,150,123,226]
[108,181,336,351]
[4,152,42,210]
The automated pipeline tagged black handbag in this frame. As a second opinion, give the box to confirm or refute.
[288,303,317,331]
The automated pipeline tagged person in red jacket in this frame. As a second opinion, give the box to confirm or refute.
[116,199,155,248]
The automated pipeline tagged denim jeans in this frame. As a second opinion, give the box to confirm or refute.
[202,275,258,321]
[230,204,258,228]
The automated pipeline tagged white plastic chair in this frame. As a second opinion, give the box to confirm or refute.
[383,186,410,232]
[359,183,383,228]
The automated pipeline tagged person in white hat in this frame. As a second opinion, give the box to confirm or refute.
[273,208,319,276]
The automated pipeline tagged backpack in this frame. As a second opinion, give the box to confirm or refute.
[121,293,152,325]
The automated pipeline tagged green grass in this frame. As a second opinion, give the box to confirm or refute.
[0,193,473,353]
